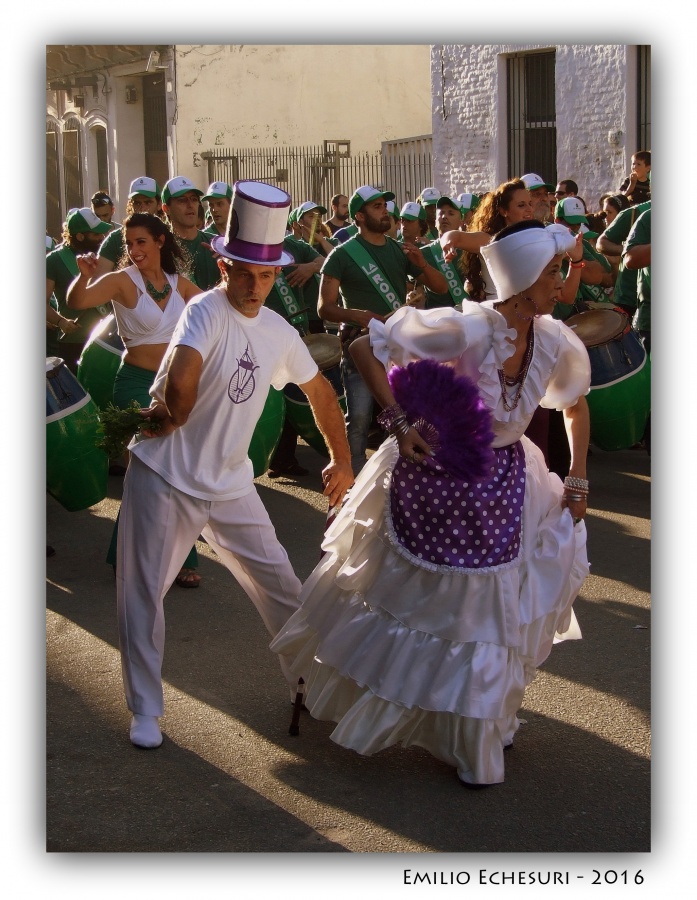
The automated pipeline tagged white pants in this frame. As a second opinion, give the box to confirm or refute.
[116,455,302,716]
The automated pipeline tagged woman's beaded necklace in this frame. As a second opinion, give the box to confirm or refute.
[497,325,535,412]
[145,278,171,302]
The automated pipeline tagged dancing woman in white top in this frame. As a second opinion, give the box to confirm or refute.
[67,213,203,586]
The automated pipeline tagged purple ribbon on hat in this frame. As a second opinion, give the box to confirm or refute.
[222,236,285,263]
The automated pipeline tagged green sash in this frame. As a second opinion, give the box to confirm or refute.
[428,243,467,303]
[342,238,403,313]
[271,271,309,332]
[56,246,79,279]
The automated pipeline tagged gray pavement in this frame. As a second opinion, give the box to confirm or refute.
[46,440,650,855]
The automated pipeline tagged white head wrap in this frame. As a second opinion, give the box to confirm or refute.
[480,223,576,300]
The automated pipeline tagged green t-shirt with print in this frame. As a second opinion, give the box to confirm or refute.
[624,208,651,332]
[264,236,322,325]
[285,236,323,323]
[419,241,467,308]
[321,234,422,316]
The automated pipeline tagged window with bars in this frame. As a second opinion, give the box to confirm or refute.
[507,51,557,184]
[637,45,651,151]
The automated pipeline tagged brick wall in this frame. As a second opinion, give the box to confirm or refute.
[431,44,634,210]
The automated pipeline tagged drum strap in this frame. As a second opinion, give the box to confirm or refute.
[270,272,309,333]
[426,243,467,303]
[341,238,403,313]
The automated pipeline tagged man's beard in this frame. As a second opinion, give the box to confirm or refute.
[532,200,550,222]
[361,210,390,233]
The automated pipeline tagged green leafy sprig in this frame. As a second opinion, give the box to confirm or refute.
[96,401,162,459]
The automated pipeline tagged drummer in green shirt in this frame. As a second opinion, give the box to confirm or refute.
[597,200,651,319]
[418,196,469,309]
[553,196,614,321]
[161,176,220,291]
[201,181,232,238]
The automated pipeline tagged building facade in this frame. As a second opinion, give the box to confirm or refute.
[430,44,651,210]
[46,44,432,237]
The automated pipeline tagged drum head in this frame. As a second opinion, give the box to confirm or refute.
[565,309,628,348]
[303,333,341,370]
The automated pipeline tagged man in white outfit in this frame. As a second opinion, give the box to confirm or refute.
[116,180,353,749]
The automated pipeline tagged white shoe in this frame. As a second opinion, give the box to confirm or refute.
[129,714,163,749]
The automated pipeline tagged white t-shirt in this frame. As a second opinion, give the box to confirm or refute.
[130,287,318,500]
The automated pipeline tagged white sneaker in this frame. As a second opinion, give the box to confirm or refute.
[129,714,163,749]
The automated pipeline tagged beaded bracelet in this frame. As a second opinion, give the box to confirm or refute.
[564,476,589,492]
[377,403,410,436]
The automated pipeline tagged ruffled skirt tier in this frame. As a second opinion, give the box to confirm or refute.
[271,437,588,784]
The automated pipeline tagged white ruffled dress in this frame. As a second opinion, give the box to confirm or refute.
[271,303,592,784]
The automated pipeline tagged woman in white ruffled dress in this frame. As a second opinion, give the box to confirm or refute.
[270,220,592,787]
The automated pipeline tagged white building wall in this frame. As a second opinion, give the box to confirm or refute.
[173,44,432,188]
[432,44,637,210]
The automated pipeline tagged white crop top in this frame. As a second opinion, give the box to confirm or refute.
[112,266,187,348]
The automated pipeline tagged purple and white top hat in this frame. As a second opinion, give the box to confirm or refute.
[211,180,294,266]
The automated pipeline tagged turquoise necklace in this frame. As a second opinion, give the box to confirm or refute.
[145,278,171,302]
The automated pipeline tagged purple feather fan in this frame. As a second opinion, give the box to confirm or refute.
[388,358,495,482]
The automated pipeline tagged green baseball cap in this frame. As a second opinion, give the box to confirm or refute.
[555,197,588,225]
[436,196,465,216]
[66,207,112,236]
[399,201,426,221]
[202,181,233,201]
[296,200,328,218]
[128,176,160,199]
[162,176,204,205]
[349,185,396,219]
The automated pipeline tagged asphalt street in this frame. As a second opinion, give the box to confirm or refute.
[44,437,651,864]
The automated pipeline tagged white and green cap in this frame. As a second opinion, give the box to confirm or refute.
[349,185,396,219]
[202,181,233,201]
[555,196,588,225]
[418,187,441,206]
[66,207,112,236]
[456,192,480,212]
[162,176,204,205]
[386,200,399,218]
[128,176,160,199]
[296,200,328,218]
[436,196,465,216]
[399,201,426,222]
[521,173,554,192]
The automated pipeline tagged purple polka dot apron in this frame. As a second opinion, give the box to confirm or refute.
[386,442,525,573]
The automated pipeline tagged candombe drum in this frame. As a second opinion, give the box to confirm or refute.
[284,333,346,457]
[77,314,125,409]
[248,387,286,477]
[565,308,650,451]
[46,357,108,511]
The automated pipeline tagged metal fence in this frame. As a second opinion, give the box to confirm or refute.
[200,138,433,210]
